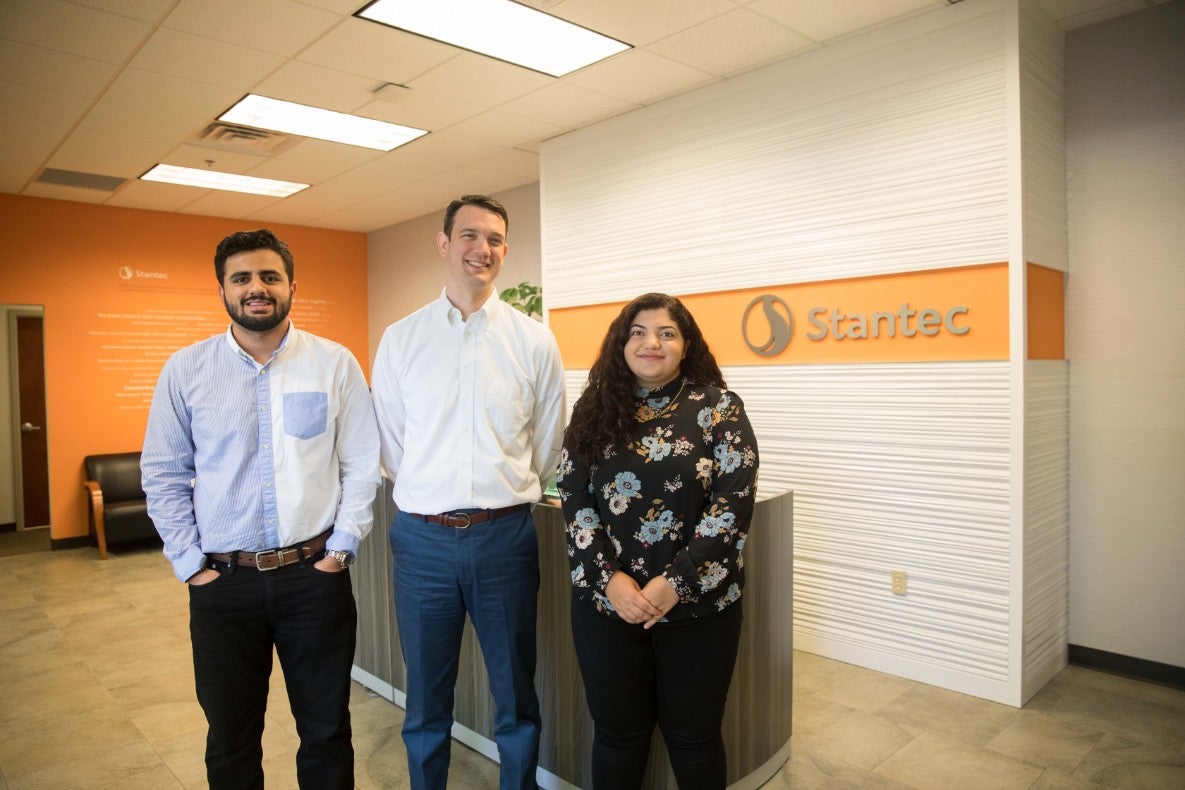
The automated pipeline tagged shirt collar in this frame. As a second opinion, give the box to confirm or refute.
[223,322,296,367]
[436,288,500,329]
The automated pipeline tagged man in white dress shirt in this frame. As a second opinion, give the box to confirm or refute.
[371,195,566,790]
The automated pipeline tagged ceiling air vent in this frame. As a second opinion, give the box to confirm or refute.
[36,168,126,191]
[191,122,298,155]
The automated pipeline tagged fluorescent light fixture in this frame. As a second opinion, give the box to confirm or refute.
[357,0,631,77]
[219,94,428,151]
[141,164,309,197]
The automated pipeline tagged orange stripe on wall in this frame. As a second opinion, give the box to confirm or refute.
[1027,263,1066,360]
[551,263,1010,369]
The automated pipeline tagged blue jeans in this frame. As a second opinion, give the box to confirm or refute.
[188,559,357,790]
[390,508,542,790]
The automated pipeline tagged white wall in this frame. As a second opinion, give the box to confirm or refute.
[366,183,541,367]
[1065,2,1185,667]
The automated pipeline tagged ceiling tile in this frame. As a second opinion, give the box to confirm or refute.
[264,139,386,174]
[0,80,93,125]
[0,41,119,96]
[49,127,173,176]
[562,48,719,105]
[393,130,504,168]
[70,0,175,23]
[101,68,243,119]
[500,83,638,130]
[0,116,70,188]
[648,6,815,77]
[105,178,215,212]
[253,61,388,114]
[444,110,566,149]
[325,145,454,184]
[473,148,541,180]
[358,90,485,136]
[161,0,343,57]
[0,0,151,63]
[548,0,737,46]
[408,52,554,108]
[157,143,275,174]
[129,28,285,90]
[81,100,210,144]
[298,17,458,86]
[179,188,283,219]
[746,0,944,42]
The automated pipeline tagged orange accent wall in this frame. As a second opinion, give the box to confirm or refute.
[0,194,368,542]
[550,263,1010,368]
[1027,263,1066,359]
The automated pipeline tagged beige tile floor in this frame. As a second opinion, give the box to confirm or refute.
[1,540,1183,789]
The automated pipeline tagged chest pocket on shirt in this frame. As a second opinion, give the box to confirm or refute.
[283,391,328,440]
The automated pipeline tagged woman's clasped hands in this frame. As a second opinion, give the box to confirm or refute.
[605,571,679,629]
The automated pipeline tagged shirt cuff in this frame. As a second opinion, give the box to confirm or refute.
[326,530,361,556]
[174,546,209,583]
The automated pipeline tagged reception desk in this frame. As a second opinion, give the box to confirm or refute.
[350,484,793,789]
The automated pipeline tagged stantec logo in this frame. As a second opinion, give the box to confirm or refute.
[741,295,793,357]
[741,294,970,358]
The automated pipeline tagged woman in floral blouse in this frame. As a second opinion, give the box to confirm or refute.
[557,292,759,789]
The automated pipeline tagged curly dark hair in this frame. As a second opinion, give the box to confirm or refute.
[214,229,294,283]
[565,293,725,464]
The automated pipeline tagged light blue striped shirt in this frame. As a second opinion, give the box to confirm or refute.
[142,324,380,582]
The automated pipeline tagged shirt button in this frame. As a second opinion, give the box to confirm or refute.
[265,481,273,488]
[260,406,268,411]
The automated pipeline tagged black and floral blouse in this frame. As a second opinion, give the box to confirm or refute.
[556,377,759,622]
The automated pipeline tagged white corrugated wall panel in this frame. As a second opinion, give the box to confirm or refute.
[1022,361,1070,701]
[1021,0,1068,271]
[541,6,1011,307]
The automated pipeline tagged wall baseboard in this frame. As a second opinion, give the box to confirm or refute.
[1068,644,1185,690]
[0,522,16,532]
[50,536,91,551]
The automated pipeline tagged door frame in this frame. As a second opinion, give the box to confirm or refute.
[6,306,49,531]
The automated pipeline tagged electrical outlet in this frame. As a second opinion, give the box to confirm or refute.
[891,570,907,596]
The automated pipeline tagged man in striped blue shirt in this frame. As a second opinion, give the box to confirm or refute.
[142,229,380,790]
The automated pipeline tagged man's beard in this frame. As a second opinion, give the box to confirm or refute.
[224,293,292,332]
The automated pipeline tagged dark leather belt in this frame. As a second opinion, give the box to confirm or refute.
[408,503,530,529]
[206,530,330,571]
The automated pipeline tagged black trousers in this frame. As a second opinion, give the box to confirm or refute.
[188,559,358,790]
[570,596,743,790]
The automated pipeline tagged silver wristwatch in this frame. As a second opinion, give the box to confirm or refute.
[324,549,354,569]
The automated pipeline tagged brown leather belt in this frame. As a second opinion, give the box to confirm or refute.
[408,503,530,529]
[206,530,330,570]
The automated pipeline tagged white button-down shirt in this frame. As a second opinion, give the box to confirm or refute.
[371,290,566,514]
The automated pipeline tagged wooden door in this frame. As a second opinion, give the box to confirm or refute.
[16,315,50,529]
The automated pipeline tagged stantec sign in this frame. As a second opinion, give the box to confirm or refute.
[548,262,1011,367]
[741,295,971,358]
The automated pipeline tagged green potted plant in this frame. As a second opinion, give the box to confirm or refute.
[499,281,542,319]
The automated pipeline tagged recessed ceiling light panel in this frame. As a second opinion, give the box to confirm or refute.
[219,94,428,151]
[141,164,309,197]
[357,0,631,77]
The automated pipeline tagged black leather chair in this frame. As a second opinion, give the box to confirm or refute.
[83,452,158,558]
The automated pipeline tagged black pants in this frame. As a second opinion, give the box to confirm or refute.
[570,596,743,790]
[188,559,358,790]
